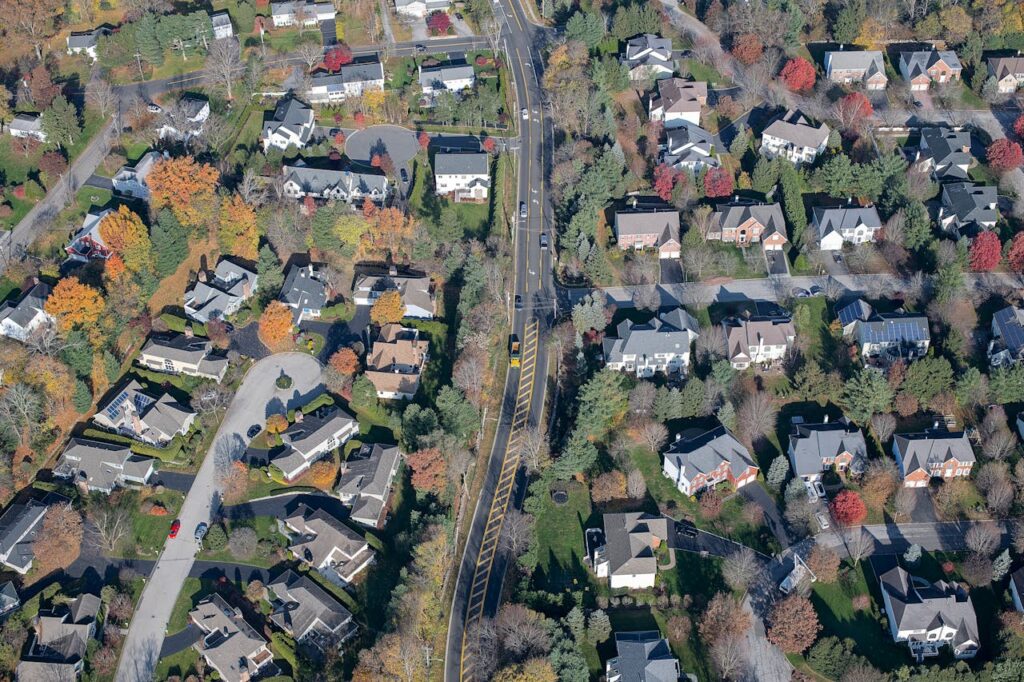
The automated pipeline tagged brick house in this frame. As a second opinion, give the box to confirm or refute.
[893,429,975,487]
[662,425,759,496]
[824,50,888,90]
[899,50,962,91]
[709,199,788,250]
[613,208,681,258]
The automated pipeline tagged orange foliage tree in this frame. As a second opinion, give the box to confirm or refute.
[368,207,416,259]
[218,193,260,261]
[221,460,249,504]
[266,413,289,433]
[258,301,294,349]
[147,156,220,227]
[329,348,361,375]
[408,447,447,494]
[98,205,153,273]
[370,290,404,325]
[308,460,338,490]
[45,277,105,333]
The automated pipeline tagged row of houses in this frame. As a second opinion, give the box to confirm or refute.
[65,9,235,64]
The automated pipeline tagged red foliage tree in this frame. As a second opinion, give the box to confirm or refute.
[482,137,496,153]
[703,167,734,198]
[969,231,1001,271]
[1014,114,1024,140]
[1007,232,1024,273]
[407,447,447,494]
[427,10,451,35]
[371,152,394,176]
[418,131,430,150]
[829,490,867,526]
[333,131,346,147]
[353,111,366,128]
[12,185,25,199]
[835,92,874,130]
[731,33,763,65]
[653,163,679,201]
[987,139,1024,172]
[779,57,816,92]
[39,151,68,180]
[323,44,353,71]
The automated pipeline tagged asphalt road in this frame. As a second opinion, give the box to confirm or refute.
[114,353,323,682]
[443,0,553,678]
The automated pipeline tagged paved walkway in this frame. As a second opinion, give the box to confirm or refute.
[115,353,323,682]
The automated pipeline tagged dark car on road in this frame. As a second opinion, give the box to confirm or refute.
[194,522,208,542]
[415,44,426,53]
[678,520,698,538]
[246,424,261,439]
[833,252,843,263]
[400,167,408,183]
[540,233,549,249]
[514,294,523,309]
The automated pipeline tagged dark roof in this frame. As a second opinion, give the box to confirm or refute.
[664,424,756,480]
[894,430,975,475]
[941,182,998,225]
[837,298,874,327]
[0,500,48,572]
[838,299,929,346]
[434,153,489,176]
[340,61,384,83]
[268,569,353,640]
[607,631,680,682]
[601,513,670,578]
[280,406,357,456]
[880,565,978,647]
[0,282,50,331]
[993,306,1024,356]
[280,265,328,322]
[602,308,699,365]
[918,128,972,180]
[711,201,787,242]
[901,50,962,79]
[788,419,866,477]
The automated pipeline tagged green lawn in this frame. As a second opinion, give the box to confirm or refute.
[127,490,184,558]
[154,647,200,681]
[166,577,214,634]
[681,58,729,86]
[810,560,908,672]
[403,318,450,406]
[791,297,830,364]
[531,482,594,596]
[198,515,285,568]
[0,277,19,303]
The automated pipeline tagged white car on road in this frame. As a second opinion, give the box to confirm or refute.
[521,108,529,120]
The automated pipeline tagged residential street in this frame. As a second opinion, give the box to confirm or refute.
[115,353,323,682]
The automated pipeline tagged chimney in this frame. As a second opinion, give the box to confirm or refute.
[197,270,208,283]
[184,325,194,339]
[631,196,638,209]
[839,44,844,51]
[675,433,681,441]
[295,411,304,423]
[823,415,829,423]
[932,420,940,430]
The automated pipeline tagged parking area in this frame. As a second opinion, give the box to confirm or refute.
[660,259,684,284]
[320,19,337,45]
[764,248,789,275]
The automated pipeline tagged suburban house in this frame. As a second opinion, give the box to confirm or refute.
[395,0,450,17]
[53,438,155,493]
[280,264,329,324]
[1010,567,1024,612]
[307,61,385,102]
[824,50,888,89]
[418,63,476,106]
[760,109,830,166]
[663,425,759,496]
[722,314,796,369]
[648,77,707,127]
[8,113,46,141]
[336,442,402,527]
[137,333,229,382]
[157,95,211,141]
[987,54,1024,93]
[273,406,359,481]
[66,27,107,61]
[621,34,674,80]
[270,0,336,26]
[353,269,435,318]
[893,430,975,487]
[0,582,19,619]
[879,564,979,661]
[19,593,101,680]
[914,128,972,182]
[988,305,1024,367]
[602,308,700,377]
[938,182,998,236]
[0,496,65,575]
[787,416,867,481]
[267,570,357,650]
[606,631,681,682]
[111,150,165,200]
[591,512,670,589]
[283,504,374,585]
[210,10,234,39]
[899,50,963,90]
[190,594,277,682]
[281,161,389,204]
[92,380,196,445]
[709,200,789,250]
[434,153,490,202]
[0,280,53,342]
[612,207,681,258]
[262,96,316,151]
[661,122,718,173]
[65,209,112,262]
[365,324,430,400]
[837,299,930,365]
[811,204,882,250]
[184,259,258,323]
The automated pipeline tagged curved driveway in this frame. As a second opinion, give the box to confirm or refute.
[344,124,420,168]
[115,353,323,682]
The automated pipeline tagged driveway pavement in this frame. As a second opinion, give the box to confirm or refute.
[222,490,349,521]
[344,124,420,174]
[115,353,323,682]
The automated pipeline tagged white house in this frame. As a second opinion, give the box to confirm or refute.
[0,499,50,574]
[66,28,107,62]
[267,570,356,648]
[8,113,45,142]
[271,0,336,27]
[723,315,796,370]
[353,269,435,318]
[760,109,830,166]
[210,10,234,39]
[879,565,979,661]
[112,150,165,201]
[591,513,671,590]
[307,61,385,102]
[281,161,389,204]
[621,34,674,81]
[661,122,717,173]
[262,97,316,151]
[434,152,490,202]
[607,632,680,682]
[648,77,707,127]
[988,55,1024,94]
[395,0,450,17]
[837,299,931,366]
[989,305,1024,368]
[157,96,211,141]
[273,406,359,481]
[0,281,53,342]
[137,333,229,382]
[811,204,882,250]
[53,438,155,494]
[662,425,758,496]
[418,63,476,106]
[602,308,699,377]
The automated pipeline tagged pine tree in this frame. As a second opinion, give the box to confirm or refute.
[102,350,120,383]
[587,609,612,643]
[256,245,284,299]
[992,548,1011,581]
[41,95,81,150]
[151,209,188,278]
[751,157,779,194]
[718,401,736,431]
[766,456,790,492]
[73,379,92,413]
[565,606,587,642]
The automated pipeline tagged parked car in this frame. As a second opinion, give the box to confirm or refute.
[804,481,817,503]
[833,252,843,263]
[815,512,830,530]
[147,103,162,113]
[246,424,261,439]
[792,287,810,298]
[813,481,826,498]
[400,167,409,183]
[678,520,698,538]
[540,233,549,249]
[415,44,426,53]
[521,108,529,120]
[194,522,209,542]
[168,519,181,538]
[809,285,824,297]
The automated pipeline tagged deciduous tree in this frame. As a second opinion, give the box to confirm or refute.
[324,43,354,71]
[830,490,867,526]
[591,470,627,502]
[34,503,82,575]
[969,231,1001,271]
[698,593,750,645]
[833,92,873,132]
[703,167,734,198]
[731,33,763,65]
[45,278,105,333]
[370,290,404,325]
[987,139,1024,172]
[807,544,840,583]
[427,10,452,34]
[329,348,360,375]
[147,156,219,227]
[408,447,446,493]
[653,163,680,201]
[99,205,153,273]
[722,547,759,591]
[768,595,820,653]
[258,301,294,348]
[218,193,259,260]
[779,57,816,92]
[308,460,338,490]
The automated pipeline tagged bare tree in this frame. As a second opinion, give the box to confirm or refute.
[205,38,242,99]
[682,243,716,280]
[199,112,232,155]
[736,391,777,446]
[24,322,69,356]
[453,347,487,408]
[85,78,117,119]
[696,324,726,362]
[847,526,871,564]
[190,381,233,414]
[87,501,132,555]
[632,286,661,312]
[626,469,646,499]
[986,479,1014,517]
[494,603,551,661]
[638,420,669,452]
[295,41,324,71]
[965,523,1000,557]
[629,383,657,417]
[983,427,1018,460]
[690,205,715,241]
[0,382,41,444]
[519,426,550,474]
[722,547,759,592]
[1013,519,1024,555]
[237,168,267,207]
[710,634,748,680]
[893,487,917,522]
[871,413,897,444]
[499,508,534,559]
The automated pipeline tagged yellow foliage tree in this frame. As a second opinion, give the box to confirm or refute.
[494,659,558,682]
[218,193,260,261]
[45,277,105,333]
[147,156,220,227]
[854,17,886,49]
[370,290,404,325]
[98,205,153,273]
[362,89,386,117]
[24,354,73,410]
[258,301,294,349]
[266,413,289,434]
[939,6,972,44]
[308,460,338,490]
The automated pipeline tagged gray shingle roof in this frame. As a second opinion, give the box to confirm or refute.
[607,631,680,682]
[603,308,698,365]
[788,419,866,477]
[988,56,1024,81]
[894,430,975,477]
[434,152,489,176]
[901,50,962,79]
[184,259,257,323]
[941,182,998,226]
[286,505,368,567]
[337,443,401,526]
[354,272,434,316]
[838,299,930,347]
[614,209,680,244]
[190,594,271,682]
[601,513,670,579]
[664,122,715,161]
[141,334,215,365]
[0,281,49,331]
[341,60,384,83]
[724,316,795,361]
[763,108,830,150]
[280,406,357,456]
[880,565,978,648]
[281,264,328,322]
[54,438,138,492]
[825,50,886,80]
[264,96,314,145]
[711,201,787,242]
[623,34,673,70]
[419,63,475,89]
[282,162,388,198]
[268,569,353,641]
[651,77,706,115]
[812,206,882,239]
[918,128,972,181]
[664,425,756,481]
[0,500,49,573]
[67,29,100,49]
[9,113,42,134]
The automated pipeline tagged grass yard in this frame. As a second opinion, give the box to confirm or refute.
[166,577,215,634]
[791,297,830,364]
[531,482,595,597]
[199,515,286,568]
[810,560,908,672]
[154,647,200,681]
[681,58,729,86]
[127,490,185,558]
[0,277,19,303]
[404,318,450,405]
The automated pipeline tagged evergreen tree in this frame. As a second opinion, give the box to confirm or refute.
[779,162,807,246]
[717,401,736,431]
[350,375,378,411]
[256,245,284,299]
[587,609,612,643]
[766,456,790,492]
[565,606,586,642]
[832,0,865,43]
[903,544,922,564]
[151,209,188,278]
[654,386,682,422]
[728,125,750,157]
[565,11,605,49]
[816,154,853,198]
[436,385,479,442]
[902,200,932,251]
[401,404,439,451]
[103,350,120,383]
[134,14,165,66]
[41,95,81,150]
[679,378,705,418]
[61,330,93,377]
[843,368,894,424]
[993,549,1011,581]
[550,428,598,480]
[73,379,92,413]
[751,157,779,194]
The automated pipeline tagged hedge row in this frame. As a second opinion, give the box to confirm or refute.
[159,312,207,337]
[285,393,335,422]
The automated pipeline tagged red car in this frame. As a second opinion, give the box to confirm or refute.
[168,519,181,539]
